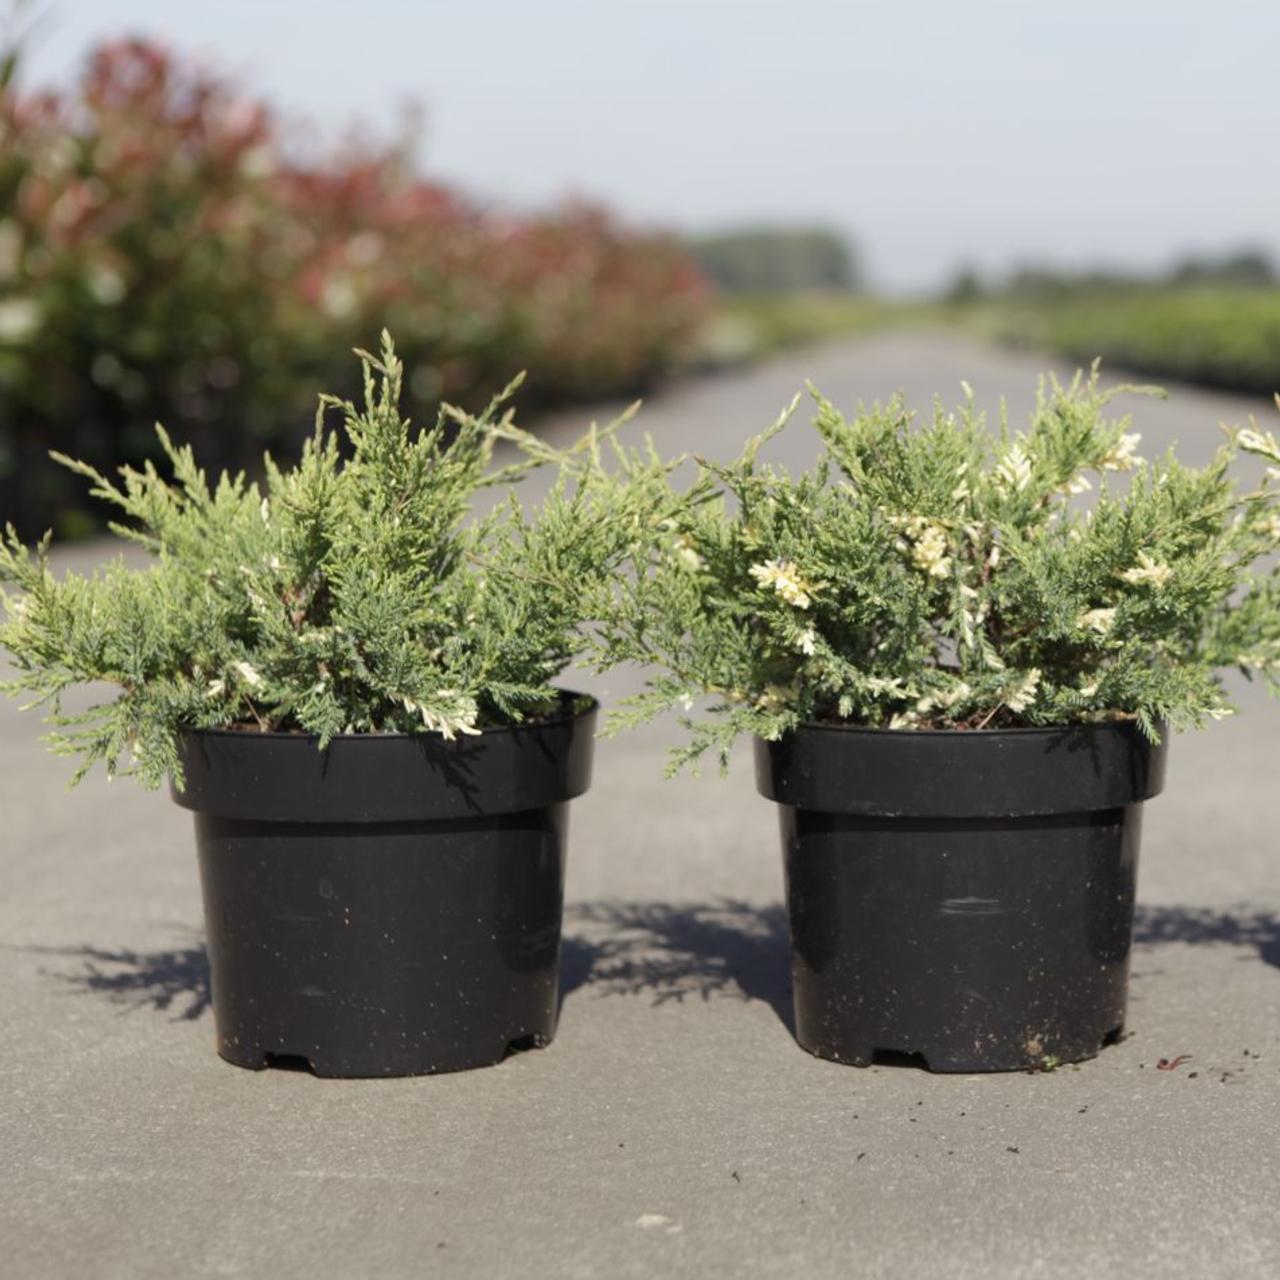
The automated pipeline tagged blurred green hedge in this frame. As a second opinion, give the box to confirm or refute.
[984,288,1280,400]
[0,40,710,537]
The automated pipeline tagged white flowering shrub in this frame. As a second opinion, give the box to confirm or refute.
[592,367,1280,771]
[0,333,678,788]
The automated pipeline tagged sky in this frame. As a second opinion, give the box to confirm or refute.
[12,0,1280,292]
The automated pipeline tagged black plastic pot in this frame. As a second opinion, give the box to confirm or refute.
[171,695,596,1077]
[756,721,1168,1073]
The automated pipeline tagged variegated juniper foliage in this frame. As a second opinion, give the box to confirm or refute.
[0,333,677,789]
[593,367,1280,773]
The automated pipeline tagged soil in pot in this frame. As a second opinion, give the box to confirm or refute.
[756,720,1167,1073]
[172,695,596,1077]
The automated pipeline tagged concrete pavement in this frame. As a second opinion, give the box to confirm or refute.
[1,331,1277,1278]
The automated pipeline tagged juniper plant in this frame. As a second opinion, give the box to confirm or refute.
[0,332,680,789]
[591,367,1280,772]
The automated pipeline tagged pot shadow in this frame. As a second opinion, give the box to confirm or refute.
[27,933,212,1020]
[559,934,603,999]
[563,898,794,1032]
[1132,904,1280,969]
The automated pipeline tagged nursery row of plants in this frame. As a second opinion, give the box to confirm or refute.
[4,335,1280,1077]
[696,292,903,367]
[0,38,710,538]
[967,286,1280,398]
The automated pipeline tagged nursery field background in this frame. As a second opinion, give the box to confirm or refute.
[4,10,1280,543]
[3,1,1280,1278]
[2,332,1278,1280]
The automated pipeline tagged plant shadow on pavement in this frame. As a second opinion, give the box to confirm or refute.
[30,933,211,1020]
[27,903,1276,1026]
[560,899,1280,1032]
[1132,905,1280,969]
[564,898,795,1032]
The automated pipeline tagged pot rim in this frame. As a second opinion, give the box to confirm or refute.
[783,715,1157,740]
[176,690,597,743]
[755,714,1168,817]
[171,690,598,822]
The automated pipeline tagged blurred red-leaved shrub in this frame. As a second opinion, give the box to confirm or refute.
[0,38,710,536]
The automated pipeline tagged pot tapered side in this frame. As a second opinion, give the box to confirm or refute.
[174,695,596,1077]
[756,721,1167,1073]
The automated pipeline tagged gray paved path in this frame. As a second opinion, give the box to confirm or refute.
[2,332,1278,1278]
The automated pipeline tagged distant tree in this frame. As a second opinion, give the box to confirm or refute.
[1002,263,1144,299]
[690,226,860,293]
[943,265,986,304]
[1169,247,1275,288]
[1003,265,1076,299]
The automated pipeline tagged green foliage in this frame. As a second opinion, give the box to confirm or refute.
[945,249,1280,397]
[0,333,682,789]
[590,367,1280,771]
[984,288,1280,398]
[690,226,859,294]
